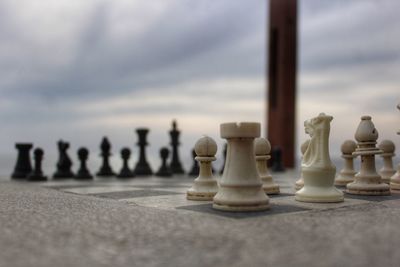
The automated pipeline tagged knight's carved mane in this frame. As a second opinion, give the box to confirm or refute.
[302,113,335,170]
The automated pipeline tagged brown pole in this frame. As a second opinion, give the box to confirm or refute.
[267,0,297,168]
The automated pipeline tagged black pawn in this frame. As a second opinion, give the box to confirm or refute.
[271,146,285,172]
[27,148,47,181]
[219,143,227,175]
[188,149,199,176]
[53,140,74,179]
[11,143,33,179]
[133,128,153,176]
[97,137,115,177]
[156,147,172,177]
[75,147,93,179]
[117,148,135,178]
[169,120,185,174]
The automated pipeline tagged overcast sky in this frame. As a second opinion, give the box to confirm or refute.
[1,0,399,174]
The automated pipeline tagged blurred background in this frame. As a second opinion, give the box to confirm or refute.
[0,0,399,175]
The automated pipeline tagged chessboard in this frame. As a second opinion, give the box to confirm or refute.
[35,171,400,219]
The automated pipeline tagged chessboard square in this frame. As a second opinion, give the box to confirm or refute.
[61,186,140,194]
[90,189,181,199]
[344,191,400,202]
[176,203,310,219]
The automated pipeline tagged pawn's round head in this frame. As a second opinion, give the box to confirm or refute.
[194,136,217,157]
[378,140,395,153]
[341,140,357,154]
[34,148,44,159]
[254,138,271,156]
[160,147,169,159]
[77,147,89,160]
[121,148,131,159]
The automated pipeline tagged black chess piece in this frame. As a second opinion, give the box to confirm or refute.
[27,148,47,181]
[169,120,185,174]
[219,143,227,175]
[133,128,153,176]
[271,146,285,172]
[117,148,135,178]
[11,143,33,179]
[156,147,172,177]
[53,140,74,179]
[188,149,199,176]
[75,147,93,179]
[97,137,115,177]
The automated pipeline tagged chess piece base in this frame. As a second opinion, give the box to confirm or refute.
[346,182,390,196]
[390,173,400,190]
[263,185,280,195]
[75,175,93,180]
[295,187,344,203]
[390,182,400,190]
[213,186,270,212]
[186,180,218,201]
[53,172,74,179]
[27,175,47,182]
[334,177,354,187]
[295,168,344,203]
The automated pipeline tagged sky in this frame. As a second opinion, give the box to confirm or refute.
[0,0,399,174]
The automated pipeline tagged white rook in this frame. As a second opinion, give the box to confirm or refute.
[213,122,269,212]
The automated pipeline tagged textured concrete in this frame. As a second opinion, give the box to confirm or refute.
[1,180,400,267]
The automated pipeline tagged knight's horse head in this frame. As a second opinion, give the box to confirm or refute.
[304,113,333,137]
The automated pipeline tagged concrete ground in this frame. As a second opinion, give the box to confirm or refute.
[1,177,400,267]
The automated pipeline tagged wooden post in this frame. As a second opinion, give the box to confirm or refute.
[267,0,297,168]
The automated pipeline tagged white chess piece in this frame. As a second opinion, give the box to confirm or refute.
[295,113,344,203]
[378,140,396,184]
[390,104,400,190]
[346,116,390,195]
[295,139,310,191]
[254,138,280,195]
[186,136,218,200]
[213,122,269,211]
[334,140,357,186]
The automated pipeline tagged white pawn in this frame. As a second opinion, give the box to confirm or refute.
[346,116,390,195]
[295,113,344,203]
[378,140,396,184]
[186,136,219,200]
[295,139,310,190]
[334,140,357,186]
[390,103,400,190]
[254,138,280,195]
[213,122,269,211]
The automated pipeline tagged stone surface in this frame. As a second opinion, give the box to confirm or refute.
[1,176,400,267]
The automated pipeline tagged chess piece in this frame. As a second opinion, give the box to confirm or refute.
[53,140,74,179]
[133,128,153,175]
[75,147,93,179]
[117,148,135,178]
[346,116,390,195]
[156,147,172,177]
[295,113,344,203]
[187,136,219,200]
[255,138,280,194]
[97,137,115,177]
[219,143,227,175]
[378,140,396,184]
[271,147,285,172]
[169,120,185,174]
[11,143,33,179]
[27,148,47,181]
[334,140,357,186]
[188,149,199,176]
[213,122,269,211]
[295,139,310,190]
[390,104,400,190]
